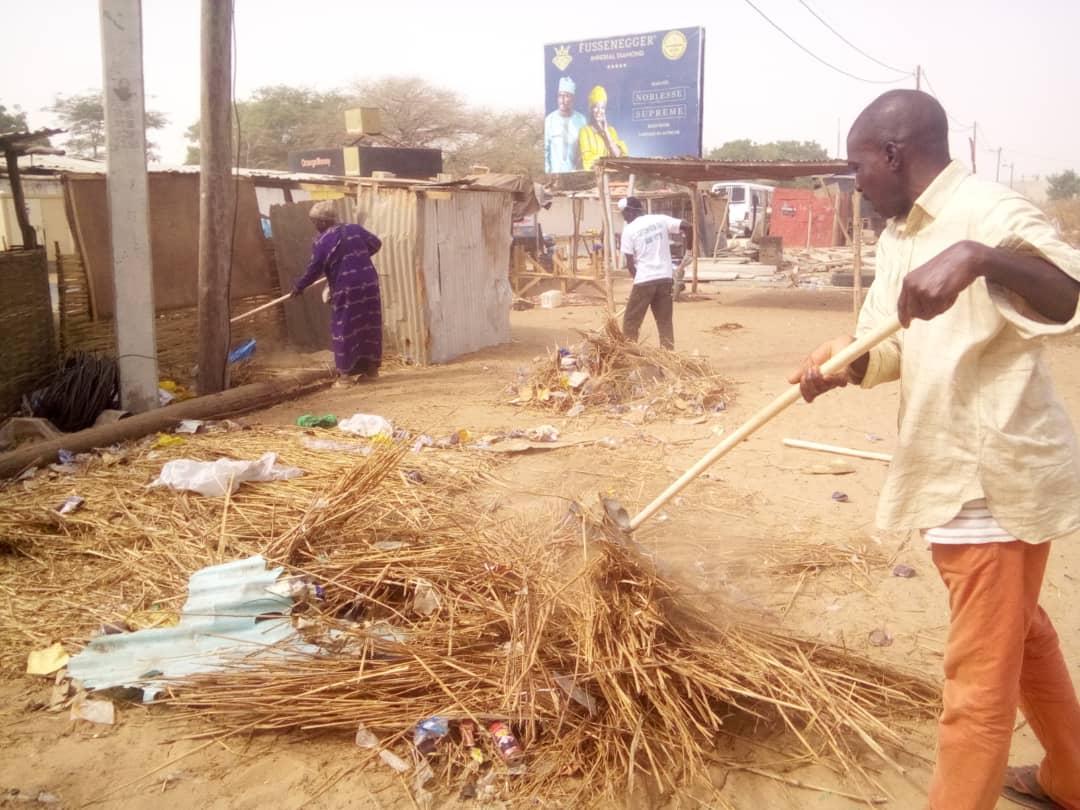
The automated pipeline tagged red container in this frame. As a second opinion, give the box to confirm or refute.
[769,188,838,249]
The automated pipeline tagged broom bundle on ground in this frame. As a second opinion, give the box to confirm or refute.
[509,319,732,418]
[0,427,498,673]
[167,492,939,807]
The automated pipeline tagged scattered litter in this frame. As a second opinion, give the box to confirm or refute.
[175,420,205,435]
[868,629,894,648]
[411,435,435,452]
[553,672,598,716]
[831,491,850,503]
[525,425,559,442]
[267,576,324,603]
[711,424,725,437]
[892,564,917,578]
[66,556,320,700]
[158,388,176,407]
[675,415,707,425]
[8,792,61,805]
[412,579,441,616]
[379,750,412,774]
[355,722,379,748]
[228,339,257,364]
[26,643,69,676]
[58,449,75,465]
[489,721,523,760]
[152,453,303,497]
[295,414,338,429]
[70,696,116,725]
[865,433,883,443]
[152,434,187,449]
[567,370,589,389]
[55,496,85,515]
[339,413,393,438]
[413,716,450,754]
[566,403,586,418]
[301,437,372,455]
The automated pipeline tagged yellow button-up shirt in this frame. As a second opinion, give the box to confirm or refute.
[856,160,1080,542]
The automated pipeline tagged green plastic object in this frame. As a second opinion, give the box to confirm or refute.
[295,414,338,428]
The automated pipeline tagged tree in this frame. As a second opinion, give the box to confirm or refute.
[446,110,544,177]
[1047,169,1080,201]
[186,85,351,169]
[706,139,829,162]
[44,90,168,160]
[186,78,545,178]
[0,102,28,133]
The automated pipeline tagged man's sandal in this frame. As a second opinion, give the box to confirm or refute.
[1002,766,1065,809]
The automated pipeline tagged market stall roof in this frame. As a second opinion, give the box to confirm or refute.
[598,156,850,183]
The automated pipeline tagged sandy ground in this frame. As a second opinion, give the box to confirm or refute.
[4,279,1080,809]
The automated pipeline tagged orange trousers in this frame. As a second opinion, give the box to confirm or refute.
[928,541,1080,810]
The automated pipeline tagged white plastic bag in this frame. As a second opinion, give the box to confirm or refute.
[152,452,303,497]
[339,413,393,438]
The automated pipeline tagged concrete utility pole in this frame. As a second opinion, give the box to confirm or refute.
[915,65,921,91]
[992,147,1003,183]
[968,122,977,175]
[1006,162,1015,189]
[99,0,159,413]
[197,0,235,394]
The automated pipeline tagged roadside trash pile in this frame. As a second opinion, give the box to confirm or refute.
[509,319,732,420]
[5,428,939,806]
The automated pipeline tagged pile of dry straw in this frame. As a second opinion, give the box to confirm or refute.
[509,320,733,418]
[0,427,938,807]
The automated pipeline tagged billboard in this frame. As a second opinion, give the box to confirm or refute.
[543,27,704,174]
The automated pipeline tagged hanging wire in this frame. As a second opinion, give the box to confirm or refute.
[796,0,909,75]
[740,0,914,84]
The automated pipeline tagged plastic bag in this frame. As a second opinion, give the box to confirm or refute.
[339,413,393,438]
[152,452,303,497]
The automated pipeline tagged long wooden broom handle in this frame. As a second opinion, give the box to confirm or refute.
[229,277,327,324]
[628,315,902,530]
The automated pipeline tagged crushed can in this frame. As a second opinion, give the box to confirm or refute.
[413,716,450,755]
[488,721,522,760]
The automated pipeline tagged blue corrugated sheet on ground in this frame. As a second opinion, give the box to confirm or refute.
[68,556,320,701]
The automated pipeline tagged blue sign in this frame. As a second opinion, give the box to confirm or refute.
[543,27,705,174]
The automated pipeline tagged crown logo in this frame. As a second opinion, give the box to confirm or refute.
[552,45,572,71]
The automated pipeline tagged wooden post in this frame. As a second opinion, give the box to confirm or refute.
[197,0,234,395]
[690,184,700,293]
[852,189,863,316]
[3,149,37,249]
[570,197,581,276]
[99,0,159,413]
[599,169,616,314]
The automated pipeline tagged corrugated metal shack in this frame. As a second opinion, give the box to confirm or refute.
[2,157,524,372]
[269,176,521,365]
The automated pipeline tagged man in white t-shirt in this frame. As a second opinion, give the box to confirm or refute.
[618,196,691,349]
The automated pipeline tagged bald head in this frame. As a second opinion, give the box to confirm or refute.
[850,90,949,156]
[846,90,952,219]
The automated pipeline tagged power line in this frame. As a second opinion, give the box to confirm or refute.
[740,0,914,85]
[920,70,974,130]
[796,0,909,75]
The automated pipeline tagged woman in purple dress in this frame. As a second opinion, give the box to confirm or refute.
[291,201,383,379]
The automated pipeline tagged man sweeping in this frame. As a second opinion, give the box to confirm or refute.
[790,89,1080,810]
[291,201,383,380]
[618,196,691,350]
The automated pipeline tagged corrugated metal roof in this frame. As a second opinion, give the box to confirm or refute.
[598,157,850,183]
[67,556,319,701]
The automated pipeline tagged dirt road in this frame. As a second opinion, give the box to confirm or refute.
[4,281,1078,809]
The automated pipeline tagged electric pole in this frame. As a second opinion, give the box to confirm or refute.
[196,0,235,394]
[992,147,1002,183]
[915,65,921,91]
[968,121,977,175]
[100,0,159,413]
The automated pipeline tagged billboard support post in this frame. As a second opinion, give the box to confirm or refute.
[689,183,700,294]
[599,168,616,314]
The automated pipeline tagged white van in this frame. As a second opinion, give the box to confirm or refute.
[709,182,774,237]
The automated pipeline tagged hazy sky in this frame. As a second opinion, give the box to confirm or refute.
[2,0,1076,182]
